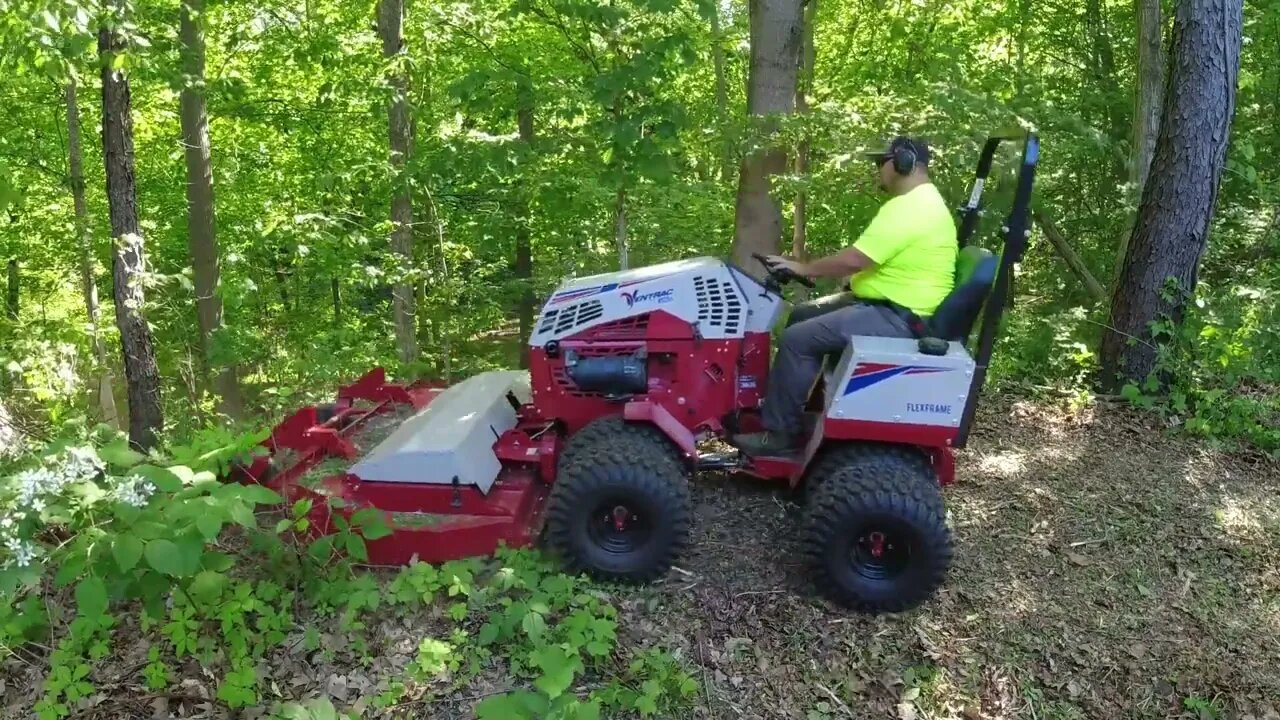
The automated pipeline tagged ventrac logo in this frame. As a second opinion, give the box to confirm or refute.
[621,288,674,307]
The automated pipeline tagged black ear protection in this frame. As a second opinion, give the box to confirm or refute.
[891,140,918,176]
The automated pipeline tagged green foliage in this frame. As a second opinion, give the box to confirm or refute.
[1118,283,1280,454]
[1,417,697,717]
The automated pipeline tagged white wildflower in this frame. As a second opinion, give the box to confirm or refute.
[61,447,103,483]
[114,475,155,508]
[4,536,35,567]
[14,467,63,506]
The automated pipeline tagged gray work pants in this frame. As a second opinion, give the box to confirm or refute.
[762,292,913,434]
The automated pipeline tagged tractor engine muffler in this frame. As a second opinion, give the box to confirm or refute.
[564,349,647,395]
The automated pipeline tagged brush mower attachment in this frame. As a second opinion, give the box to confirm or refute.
[232,368,552,565]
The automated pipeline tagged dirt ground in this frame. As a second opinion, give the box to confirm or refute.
[5,396,1279,720]
[619,396,1280,720]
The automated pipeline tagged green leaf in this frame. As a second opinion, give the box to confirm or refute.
[100,438,146,468]
[75,576,108,617]
[344,533,368,562]
[113,535,144,572]
[475,691,547,720]
[190,570,227,602]
[308,534,335,563]
[167,465,196,485]
[228,501,255,527]
[196,513,224,541]
[521,610,547,642]
[176,535,205,576]
[144,539,185,577]
[237,484,283,505]
[199,548,231,572]
[352,508,392,540]
[531,646,581,699]
[135,465,182,493]
[477,621,500,646]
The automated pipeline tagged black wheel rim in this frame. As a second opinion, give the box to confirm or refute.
[848,517,917,582]
[587,499,652,555]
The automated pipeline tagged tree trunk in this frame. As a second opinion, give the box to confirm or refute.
[515,75,535,368]
[614,188,628,270]
[377,0,417,366]
[710,3,733,184]
[180,0,243,419]
[1115,0,1167,288]
[5,259,16,320]
[731,0,804,276]
[1131,0,1165,194]
[1032,209,1106,302]
[792,0,816,261]
[66,79,121,429]
[1099,0,1243,390]
[100,12,164,450]
[331,278,342,327]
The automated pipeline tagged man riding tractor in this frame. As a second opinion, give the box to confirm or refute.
[733,136,959,457]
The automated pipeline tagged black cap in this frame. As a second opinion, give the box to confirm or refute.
[863,136,930,167]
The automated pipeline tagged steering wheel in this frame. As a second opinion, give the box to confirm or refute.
[752,252,816,289]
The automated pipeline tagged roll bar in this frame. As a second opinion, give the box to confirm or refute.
[954,130,1039,448]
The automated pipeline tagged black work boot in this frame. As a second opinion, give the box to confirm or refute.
[730,430,801,456]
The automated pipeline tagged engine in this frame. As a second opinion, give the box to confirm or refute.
[529,257,780,347]
[527,256,783,434]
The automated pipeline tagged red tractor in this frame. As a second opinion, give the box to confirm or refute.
[239,131,1038,613]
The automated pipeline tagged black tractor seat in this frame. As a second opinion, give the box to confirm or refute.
[811,246,996,388]
[817,245,997,363]
[920,245,998,344]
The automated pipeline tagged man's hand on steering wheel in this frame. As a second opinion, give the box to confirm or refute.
[762,255,806,278]
[751,252,817,288]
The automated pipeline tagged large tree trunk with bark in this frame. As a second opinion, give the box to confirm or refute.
[1115,0,1167,287]
[180,0,243,419]
[515,75,535,368]
[1100,0,1243,389]
[1131,0,1165,194]
[792,0,816,260]
[67,80,121,429]
[377,0,417,366]
[731,0,804,275]
[100,12,164,449]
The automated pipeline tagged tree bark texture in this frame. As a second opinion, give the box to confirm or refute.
[731,0,804,275]
[1131,0,1166,194]
[100,15,164,449]
[1100,0,1243,389]
[1115,0,1167,290]
[180,0,243,418]
[66,79,121,429]
[792,0,816,261]
[377,0,417,365]
[515,75,535,369]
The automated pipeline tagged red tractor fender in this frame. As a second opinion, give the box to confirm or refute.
[622,400,698,460]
